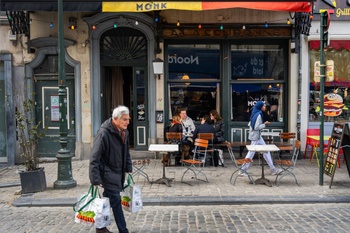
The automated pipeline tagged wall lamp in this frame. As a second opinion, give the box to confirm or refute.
[152,58,164,80]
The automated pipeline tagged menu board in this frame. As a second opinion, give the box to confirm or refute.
[324,122,350,188]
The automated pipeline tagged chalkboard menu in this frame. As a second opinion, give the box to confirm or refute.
[324,122,350,188]
[324,123,343,176]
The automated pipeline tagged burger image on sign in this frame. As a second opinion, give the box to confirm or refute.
[324,93,344,117]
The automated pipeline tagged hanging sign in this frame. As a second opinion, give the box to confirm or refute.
[314,60,334,82]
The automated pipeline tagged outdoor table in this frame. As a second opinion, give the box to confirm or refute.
[148,144,179,187]
[246,144,280,187]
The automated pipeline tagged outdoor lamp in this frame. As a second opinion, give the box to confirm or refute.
[152,58,164,79]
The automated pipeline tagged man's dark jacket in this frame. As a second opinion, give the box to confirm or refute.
[89,118,132,191]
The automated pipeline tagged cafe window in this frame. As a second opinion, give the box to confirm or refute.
[230,43,286,122]
[309,41,350,122]
[231,44,285,81]
[231,84,284,122]
[167,44,220,120]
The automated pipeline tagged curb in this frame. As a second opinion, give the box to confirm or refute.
[12,195,350,207]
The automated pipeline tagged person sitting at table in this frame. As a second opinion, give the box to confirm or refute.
[193,115,216,140]
[179,107,196,141]
[169,114,184,165]
[240,101,283,176]
[209,110,225,144]
[193,115,216,163]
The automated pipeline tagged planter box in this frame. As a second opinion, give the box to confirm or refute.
[19,167,47,194]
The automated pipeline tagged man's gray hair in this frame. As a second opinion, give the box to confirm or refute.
[112,105,129,119]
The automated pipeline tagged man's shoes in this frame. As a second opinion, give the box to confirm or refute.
[238,170,249,177]
[271,168,283,175]
[96,228,113,233]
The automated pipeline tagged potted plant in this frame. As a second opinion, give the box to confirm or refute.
[16,95,47,194]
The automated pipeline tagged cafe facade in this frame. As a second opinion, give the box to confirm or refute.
[0,1,318,165]
[306,0,350,136]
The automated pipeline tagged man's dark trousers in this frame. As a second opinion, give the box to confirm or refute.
[103,188,129,233]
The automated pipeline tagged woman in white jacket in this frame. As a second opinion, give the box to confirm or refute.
[240,101,282,176]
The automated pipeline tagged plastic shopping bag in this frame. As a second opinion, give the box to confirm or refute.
[120,174,143,213]
[73,185,111,229]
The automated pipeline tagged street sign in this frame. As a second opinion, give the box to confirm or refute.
[314,60,334,82]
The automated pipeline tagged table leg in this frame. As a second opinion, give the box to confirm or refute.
[255,153,272,187]
[151,155,173,187]
[132,159,151,183]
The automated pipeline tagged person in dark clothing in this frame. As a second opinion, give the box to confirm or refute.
[193,115,217,142]
[169,114,183,134]
[209,110,225,144]
[168,114,183,165]
[90,105,132,233]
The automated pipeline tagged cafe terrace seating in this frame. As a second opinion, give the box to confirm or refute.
[165,132,182,166]
[181,138,209,185]
[197,133,215,166]
[276,132,296,156]
[274,140,301,186]
[226,141,255,185]
[303,128,320,159]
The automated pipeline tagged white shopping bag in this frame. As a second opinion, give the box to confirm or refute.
[73,185,111,228]
[121,174,143,213]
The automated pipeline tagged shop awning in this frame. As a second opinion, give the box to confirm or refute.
[310,40,350,51]
[103,2,312,13]
[1,1,312,12]
[0,1,102,11]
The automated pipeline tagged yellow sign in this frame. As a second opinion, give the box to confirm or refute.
[314,60,334,82]
[102,2,202,12]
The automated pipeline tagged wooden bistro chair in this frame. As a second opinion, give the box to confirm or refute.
[274,140,301,186]
[277,132,296,156]
[165,132,182,166]
[181,138,209,185]
[197,133,215,166]
[226,141,255,185]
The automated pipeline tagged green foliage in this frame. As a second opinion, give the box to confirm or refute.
[16,96,45,171]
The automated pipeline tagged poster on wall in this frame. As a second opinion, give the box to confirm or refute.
[50,95,59,122]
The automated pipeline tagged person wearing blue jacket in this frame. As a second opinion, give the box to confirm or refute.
[240,101,282,176]
[90,105,132,233]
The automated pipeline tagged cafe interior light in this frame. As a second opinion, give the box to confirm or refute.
[68,17,77,30]
[152,58,164,79]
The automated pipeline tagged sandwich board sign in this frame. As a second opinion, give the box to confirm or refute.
[324,121,350,188]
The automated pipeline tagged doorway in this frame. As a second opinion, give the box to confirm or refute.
[33,55,76,157]
[102,66,134,147]
[101,66,148,150]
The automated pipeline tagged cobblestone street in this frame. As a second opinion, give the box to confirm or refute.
[1,203,350,233]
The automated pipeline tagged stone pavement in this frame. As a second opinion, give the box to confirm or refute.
[1,153,350,207]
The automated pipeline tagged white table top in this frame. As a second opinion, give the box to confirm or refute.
[261,132,281,137]
[148,144,179,152]
[246,144,280,152]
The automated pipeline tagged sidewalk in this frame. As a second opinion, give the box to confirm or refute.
[1,154,350,207]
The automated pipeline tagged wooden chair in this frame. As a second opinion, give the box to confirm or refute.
[181,138,209,185]
[274,140,301,186]
[277,132,296,155]
[164,132,182,166]
[165,132,182,144]
[226,141,254,185]
[197,133,214,166]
